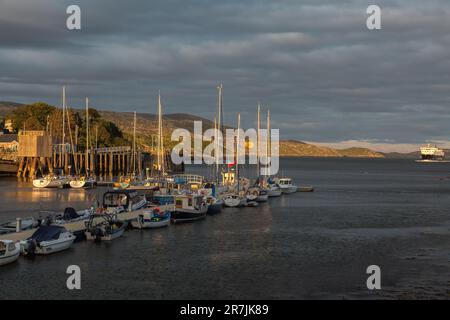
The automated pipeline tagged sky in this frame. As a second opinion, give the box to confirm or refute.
[1,0,450,152]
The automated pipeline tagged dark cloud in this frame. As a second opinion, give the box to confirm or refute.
[1,0,450,147]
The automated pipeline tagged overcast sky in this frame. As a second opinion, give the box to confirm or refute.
[1,0,450,151]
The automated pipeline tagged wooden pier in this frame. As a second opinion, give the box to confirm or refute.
[15,131,181,178]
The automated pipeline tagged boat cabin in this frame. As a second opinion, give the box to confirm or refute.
[0,240,16,256]
[174,194,204,210]
[278,178,293,186]
[103,190,141,211]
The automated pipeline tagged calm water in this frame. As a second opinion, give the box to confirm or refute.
[0,158,449,299]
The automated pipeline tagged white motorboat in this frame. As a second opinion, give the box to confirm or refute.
[267,184,282,197]
[85,214,127,241]
[102,190,147,212]
[20,226,76,255]
[0,217,38,235]
[33,176,69,188]
[69,176,96,189]
[51,207,94,225]
[0,240,20,266]
[276,178,298,194]
[131,207,171,229]
[256,188,269,202]
[223,194,247,207]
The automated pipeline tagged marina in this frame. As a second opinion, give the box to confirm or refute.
[1,157,449,299]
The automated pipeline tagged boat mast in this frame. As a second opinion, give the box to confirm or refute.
[236,113,240,194]
[266,109,271,177]
[62,86,66,171]
[133,111,137,177]
[85,97,89,176]
[216,84,223,185]
[257,103,260,182]
[157,92,165,176]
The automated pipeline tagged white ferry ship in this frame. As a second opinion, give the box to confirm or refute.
[416,144,447,162]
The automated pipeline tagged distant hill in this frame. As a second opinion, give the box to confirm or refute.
[0,101,406,158]
[279,140,384,158]
[337,147,384,158]
[0,101,24,118]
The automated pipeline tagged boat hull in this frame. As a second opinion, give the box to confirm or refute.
[33,178,69,188]
[0,243,20,266]
[35,236,76,255]
[280,186,297,194]
[171,210,206,223]
[207,203,222,214]
[268,188,282,197]
[131,217,170,229]
[256,194,269,202]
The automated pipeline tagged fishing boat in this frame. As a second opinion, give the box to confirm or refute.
[33,175,69,188]
[102,190,147,212]
[0,217,38,235]
[85,214,127,241]
[205,196,223,214]
[20,225,76,255]
[131,207,171,229]
[0,240,20,266]
[171,194,207,223]
[276,178,298,194]
[223,194,247,207]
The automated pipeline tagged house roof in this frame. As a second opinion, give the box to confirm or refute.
[0,134,18,143]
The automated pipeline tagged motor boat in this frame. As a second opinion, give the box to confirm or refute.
[131,207,171,229]
[0,217,38,235]
[171,194,207,223]
[223,194,247,208]
[85,214,127,241]
[102,190,147,212]
[267,183,282,197]
[0,240,20,266]
[20,225,76,255]
[33,176,69,188]
[205,196,223,214]
[275,178,298,194]
[69,176,97,189]
[42,207,94,226]
[256,188,269,202]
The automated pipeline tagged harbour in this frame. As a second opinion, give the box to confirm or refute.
[1,157,450,299]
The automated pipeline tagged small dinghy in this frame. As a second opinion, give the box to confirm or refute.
[0,240,20,266]
[298,186,314,192]
[131,207,171,229]
[69,176,96,189]
[85,214,127,241]
[33,176,69,188]
[223,194,247,207]
[20,226,76,255]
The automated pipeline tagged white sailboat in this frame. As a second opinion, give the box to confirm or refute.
[264,109,282,197]
[33,86,70,188]
[70,97,96,189]
[224,113,247,208]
